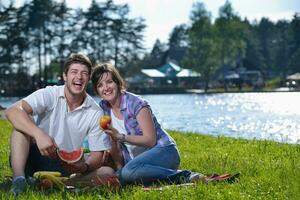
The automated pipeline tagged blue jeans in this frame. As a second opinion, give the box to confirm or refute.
[117,144,191,186]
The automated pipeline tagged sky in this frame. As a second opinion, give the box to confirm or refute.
[5,0,300,50]
[66,0,300,50]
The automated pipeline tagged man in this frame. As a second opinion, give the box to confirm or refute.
[5,53,111,195]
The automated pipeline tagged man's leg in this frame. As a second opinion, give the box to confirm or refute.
[10,129,31,178]
[66,166,116,186]
[10,129,31,195]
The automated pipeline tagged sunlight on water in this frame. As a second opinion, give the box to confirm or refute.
[1,92,299,144]
[143,92,300,144]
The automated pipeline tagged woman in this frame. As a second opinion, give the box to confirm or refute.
[91,63,201,186]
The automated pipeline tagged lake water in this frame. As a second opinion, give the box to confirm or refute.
[1,92,300,144]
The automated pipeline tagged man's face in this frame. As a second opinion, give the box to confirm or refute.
[63,63,90,96]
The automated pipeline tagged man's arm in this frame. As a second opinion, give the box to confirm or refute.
[5,100,57,158]
[5,100,40,138]
[61,151,104,174]
[84,151,104,172]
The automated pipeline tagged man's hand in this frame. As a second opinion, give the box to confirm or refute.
[61,159,87,174]
[35,131,57,159]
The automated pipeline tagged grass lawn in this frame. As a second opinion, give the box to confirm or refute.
[0,119,299,199]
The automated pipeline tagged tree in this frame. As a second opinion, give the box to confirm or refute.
[214,0,247,69]
[243,19,264,74]
[80,1,145,68]
[27,0,56,87]
[108,3,145,68]
[287,13,300,73]
[0,3,29,70]
[52,0,73,79]
[168,24,188,49]
[255,17,277,73]
[81,0,113,62]
[0,4,18,66]
[274,20,293,81]
[143,39,167,68]
[182,2,218,92]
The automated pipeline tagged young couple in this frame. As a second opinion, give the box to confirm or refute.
[6,53,233,195]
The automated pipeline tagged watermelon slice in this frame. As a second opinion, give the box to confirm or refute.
[57,148,84,163]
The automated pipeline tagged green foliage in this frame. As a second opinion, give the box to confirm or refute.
[215,0,248,67]
[1,119,299,199]
[182,2,219,92]
[265,77,282,88]
[0,0,145,89]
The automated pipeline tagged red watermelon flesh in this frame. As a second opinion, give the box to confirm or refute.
[57,148,84,163]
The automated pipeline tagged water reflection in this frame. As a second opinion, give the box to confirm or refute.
[1,92,299,144]
[143,92,300,144]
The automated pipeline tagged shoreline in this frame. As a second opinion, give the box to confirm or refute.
[128,87,299,95]
[0,87,299,97]
[0,108,5,120]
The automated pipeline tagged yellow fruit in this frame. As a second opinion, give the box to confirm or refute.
[33,171,61,179]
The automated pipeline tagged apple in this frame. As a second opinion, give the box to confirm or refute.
[40,178,53,190]
[100,115,111,129]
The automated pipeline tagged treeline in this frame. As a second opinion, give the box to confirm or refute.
[0,0,145,90]
[147,2,300,91]
[0,0,300,94]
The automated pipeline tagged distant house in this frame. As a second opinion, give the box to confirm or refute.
[286,72,300,80]
[214,63,264,91]
[139,62,201,88]
[286,72,300,88]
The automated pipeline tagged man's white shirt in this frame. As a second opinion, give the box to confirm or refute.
[24,85,111,151]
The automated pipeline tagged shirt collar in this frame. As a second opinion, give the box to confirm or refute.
[100,91,127,112]
[60,85,91,109]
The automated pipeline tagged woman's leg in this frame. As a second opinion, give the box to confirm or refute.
[118,145,192,185]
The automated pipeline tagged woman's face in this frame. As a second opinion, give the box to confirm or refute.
[96,72,119,103]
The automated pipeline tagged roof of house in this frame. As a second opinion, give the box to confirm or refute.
[141,69,165,77]
[141,62,201,78]
[158,62,181,77]
[287,72,300,80]
[176,69,201,77]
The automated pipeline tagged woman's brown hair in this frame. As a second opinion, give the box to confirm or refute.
[91,63,127,95]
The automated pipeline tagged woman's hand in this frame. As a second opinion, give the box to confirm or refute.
[103,126,123,142]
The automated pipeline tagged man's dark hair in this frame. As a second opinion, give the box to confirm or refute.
[63,53,93,75]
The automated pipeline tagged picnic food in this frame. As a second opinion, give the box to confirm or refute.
[40,178,53,189]
[33,171,62,177]
[99,115,111,129]
[57,148,84,163]
[33,171,68,190]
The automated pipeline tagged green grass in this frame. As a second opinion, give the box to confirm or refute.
[1,119,299,199]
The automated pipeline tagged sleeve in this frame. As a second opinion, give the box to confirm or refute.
[87,109,111,151]
[132,96,150,117]
[23,86,56,115]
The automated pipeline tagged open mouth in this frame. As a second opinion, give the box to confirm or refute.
[103,90,113,97]
[73,81,83,89]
